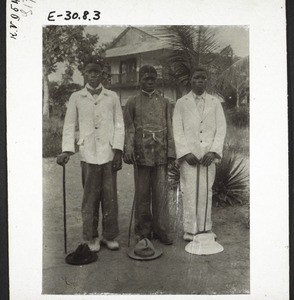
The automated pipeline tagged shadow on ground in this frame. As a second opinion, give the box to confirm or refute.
[43,154,249,295]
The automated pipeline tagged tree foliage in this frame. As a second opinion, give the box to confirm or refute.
[164,25,234,93]
[43,26,99,117]
[49,82,82,118]
[216,56,249,107]
[43,26,99,78]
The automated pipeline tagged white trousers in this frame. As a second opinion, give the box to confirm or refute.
[180,161,216,234]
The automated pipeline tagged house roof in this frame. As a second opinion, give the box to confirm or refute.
[105,26,174,58]
[136,26,177,41]
[106,40,170,58]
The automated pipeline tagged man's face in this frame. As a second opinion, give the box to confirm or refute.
[140,75,157,92]
[191,71,208,95]
[84,64,102,88]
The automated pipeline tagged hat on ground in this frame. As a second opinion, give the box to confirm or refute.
[185,232,224,255]
[65,243,98,265]
[139,65,157,81]
[127,238,162,261]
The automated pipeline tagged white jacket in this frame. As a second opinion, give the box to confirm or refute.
[173,91,226,160]
[62,86,125,165]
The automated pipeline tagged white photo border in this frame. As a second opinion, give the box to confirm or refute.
[7,0,288,299]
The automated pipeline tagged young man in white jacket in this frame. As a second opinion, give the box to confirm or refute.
[57,56,125,252]
[173,67,226,243]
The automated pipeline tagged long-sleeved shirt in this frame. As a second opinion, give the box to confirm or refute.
[123,90,176,166]
[62,85,124,165]
[173,90,226,160]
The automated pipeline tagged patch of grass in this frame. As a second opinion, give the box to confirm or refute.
[43,116,63,158]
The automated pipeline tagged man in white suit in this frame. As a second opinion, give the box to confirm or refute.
[173,67,226,243]
[57,56,125,252]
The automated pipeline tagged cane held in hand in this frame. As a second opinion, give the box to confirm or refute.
[62,164,67,254]
[57,153,70,254]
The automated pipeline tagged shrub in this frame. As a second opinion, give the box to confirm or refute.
[224,125,249,157]
[49,83,82,118]
[43,117,63,158]
[212,148,249,206]
[224,106,249,128]
[168,149,249,207]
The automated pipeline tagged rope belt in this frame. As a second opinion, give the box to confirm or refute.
[142,127,167,141]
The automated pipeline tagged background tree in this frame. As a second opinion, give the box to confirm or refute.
[43,26,99,118]
[164,25,234,95]
[216,56,249,108]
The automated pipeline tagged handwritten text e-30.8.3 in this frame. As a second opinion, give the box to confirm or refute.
[48,11,101,21]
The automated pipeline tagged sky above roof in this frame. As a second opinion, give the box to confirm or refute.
[49,25,249,83]
[86,25,249,57]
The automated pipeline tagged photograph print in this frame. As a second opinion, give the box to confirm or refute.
[42,25,249,295]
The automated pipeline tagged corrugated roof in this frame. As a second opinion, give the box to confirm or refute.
[105,40,172,58]
[136,26,176,41]
[105,26,174,58]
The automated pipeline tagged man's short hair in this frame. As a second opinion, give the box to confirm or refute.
[139,65,157,81]
[190,67,208,78]
[83,55,103,71]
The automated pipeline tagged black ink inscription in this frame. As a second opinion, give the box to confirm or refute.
[9,0,36,40]
[47,10,101,21]
[9,0,20,39]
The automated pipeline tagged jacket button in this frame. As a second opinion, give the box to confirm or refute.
[200,140,203,143]
[94,102,97,105]
[95,127,98,129]
[200,131,202,133]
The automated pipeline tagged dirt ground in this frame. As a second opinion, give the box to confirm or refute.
[43,154,249,295]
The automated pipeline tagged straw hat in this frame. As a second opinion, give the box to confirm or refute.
[127,238,162,261]
[185,232,224,255]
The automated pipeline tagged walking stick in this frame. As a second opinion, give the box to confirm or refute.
[128,164,137,247]
[203,166,209,232]
[62,165,67,254]
[128,195,136,247]
[195,163,200,232]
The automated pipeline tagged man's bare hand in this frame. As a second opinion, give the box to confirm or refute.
[123,152,136,164]
[167,157,176,169]
[182,153,200,165]
[112,149,123,171]
[56,152,70,166]
[201,152,216,166]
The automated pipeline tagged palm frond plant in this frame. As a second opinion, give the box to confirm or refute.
[167,147,249,207]
[215,56,249,108]
[163,25,234,96]
[212,148,249,206]
[168,161,181,189]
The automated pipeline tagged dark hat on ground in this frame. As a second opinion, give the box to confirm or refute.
[139,65,157,80]
[65,243,98,265]
[127,238,162,261]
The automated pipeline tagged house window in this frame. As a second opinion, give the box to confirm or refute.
[120,58,137,83]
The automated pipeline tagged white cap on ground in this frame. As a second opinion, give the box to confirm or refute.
[185,232,224,255]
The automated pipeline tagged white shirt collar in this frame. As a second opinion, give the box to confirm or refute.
[191,90,206,101]
[85,83,103,90]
